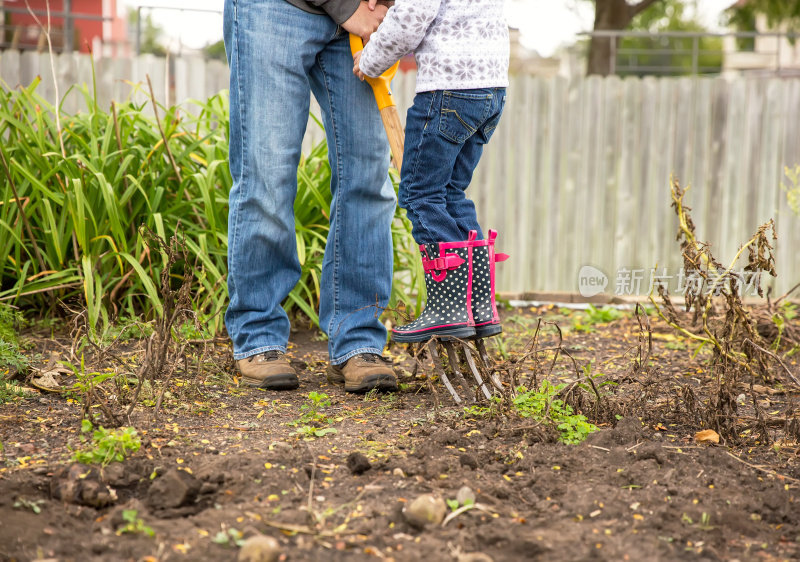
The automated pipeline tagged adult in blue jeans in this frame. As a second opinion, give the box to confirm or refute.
[223,0,398,393]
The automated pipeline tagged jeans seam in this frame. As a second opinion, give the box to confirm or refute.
[316,53,342,337]
[229,4,245,300]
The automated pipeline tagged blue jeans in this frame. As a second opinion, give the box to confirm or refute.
[223,0,396,364]
[399,88,506,245]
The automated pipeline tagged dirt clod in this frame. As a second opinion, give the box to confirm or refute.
[459,453,478,470]
[346,452,372,475]
[50,463,118,508]
[146,468,200,510]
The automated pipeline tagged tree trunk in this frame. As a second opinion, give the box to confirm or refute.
[587,0,663,76]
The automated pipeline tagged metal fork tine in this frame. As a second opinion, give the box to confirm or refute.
[427,341,462,404]
[462,343,493,400]
[443,341,476,403]
[475,339,504,392]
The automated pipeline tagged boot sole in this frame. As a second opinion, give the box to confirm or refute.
[392,325,476,343]
[344,373,398,394]
[241,373,300,391]
[473,324,502,339]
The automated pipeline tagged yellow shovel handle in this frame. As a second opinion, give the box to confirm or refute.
[350,34,405,171]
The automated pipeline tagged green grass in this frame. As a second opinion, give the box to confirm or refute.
[0,303,30,376]
[0,78,421,336]
[572,304,627,333]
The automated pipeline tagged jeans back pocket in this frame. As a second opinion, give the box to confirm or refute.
[438,90,493,144]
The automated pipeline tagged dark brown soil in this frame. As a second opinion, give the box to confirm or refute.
[1,306,799,562]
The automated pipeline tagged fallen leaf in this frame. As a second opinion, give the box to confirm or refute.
[695,430,720,444]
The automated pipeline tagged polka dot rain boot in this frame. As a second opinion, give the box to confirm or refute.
[468,229,509,339]
[392,236,478,343]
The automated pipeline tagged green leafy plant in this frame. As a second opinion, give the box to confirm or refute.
[296,391,332,425]
[116,509,155,537]
[212,527,245,547]
[572,305,626,333]
[0,79,420,336]
[0,380,31,403]
[71,419,141,466]
[770,302,797,351]
[289,392,338,439]
[293,426,338,439]
[463,396,502,418]
[0,303,30,375]
[782,164,800,217]
[446,496,475,512]
[513,381,598,444]
[13,498,45,514]
[578,362,618,397]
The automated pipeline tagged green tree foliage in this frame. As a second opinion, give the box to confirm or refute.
[203,40,227,62]
[727,0,800,32]
[617,0,723,76]
[128,9,168,56]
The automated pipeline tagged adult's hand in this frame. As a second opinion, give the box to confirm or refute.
[342,1,388,42]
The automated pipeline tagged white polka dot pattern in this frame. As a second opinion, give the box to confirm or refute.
[471,245,494,325]
[394,243,472,339]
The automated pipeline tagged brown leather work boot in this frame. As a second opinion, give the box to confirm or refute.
[326,353,398,393]
[237,351,299,390]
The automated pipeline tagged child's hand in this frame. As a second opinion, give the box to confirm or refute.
[352,51,366,81]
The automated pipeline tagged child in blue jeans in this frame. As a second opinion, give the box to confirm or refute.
[355,0,509,343]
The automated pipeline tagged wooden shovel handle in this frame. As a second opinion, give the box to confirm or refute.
[350,34,404,171]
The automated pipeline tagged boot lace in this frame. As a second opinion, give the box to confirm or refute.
[249,350,281,362]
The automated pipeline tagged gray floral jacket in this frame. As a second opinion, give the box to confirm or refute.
[359,0,509,93]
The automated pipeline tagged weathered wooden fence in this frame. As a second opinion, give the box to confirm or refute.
[1,50,799,297]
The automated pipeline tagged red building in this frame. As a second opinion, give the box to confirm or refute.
[1,0,127,55]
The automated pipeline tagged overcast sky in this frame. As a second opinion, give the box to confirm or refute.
[121,0,737,57]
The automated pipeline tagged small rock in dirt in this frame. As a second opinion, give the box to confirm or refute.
[392,468,406,478]
[238,534,281,562]
[269,441,292,452]
[456,486,476,506]
[459,454,478,470]
[403,494,447,528]
[346,452,372,475]
[146,468,200,510]
[50,463,118,508]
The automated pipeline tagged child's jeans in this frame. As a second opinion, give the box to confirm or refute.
[399,88,506,245]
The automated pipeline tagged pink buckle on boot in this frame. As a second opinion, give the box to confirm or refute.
[422,253,465,274]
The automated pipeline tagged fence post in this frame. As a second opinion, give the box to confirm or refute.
[135,6,142,56]
[610,34,617,75]
[692,36,699,75]
[63,0,74,53]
